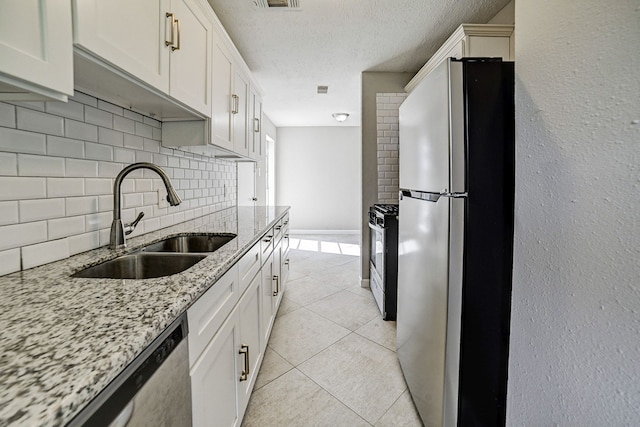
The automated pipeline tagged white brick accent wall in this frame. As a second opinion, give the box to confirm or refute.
[0,92,236,275]
[376,93,406,204]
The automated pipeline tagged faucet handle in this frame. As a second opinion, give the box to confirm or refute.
[124,211,145,235]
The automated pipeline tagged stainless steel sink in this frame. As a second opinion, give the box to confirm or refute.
[140,233,236,253]
[72,253,207,279]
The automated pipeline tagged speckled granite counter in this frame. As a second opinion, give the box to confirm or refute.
[0,205,290,427]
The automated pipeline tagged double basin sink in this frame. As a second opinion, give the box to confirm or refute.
[72,233,237,280]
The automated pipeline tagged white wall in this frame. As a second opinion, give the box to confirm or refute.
[276,126,361,231]
[508,0,639,424]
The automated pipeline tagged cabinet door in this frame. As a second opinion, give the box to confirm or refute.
[191,309,241,427]
[232,69,250,156]
[0,0,73,101]
[73,0,170,93]
[237,273,262,418]
[168,0,212,116]
[260,254,275,349]
[211,40,233,150]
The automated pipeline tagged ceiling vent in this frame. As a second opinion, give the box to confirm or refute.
[254,0,301,9]
[317,85,328,94]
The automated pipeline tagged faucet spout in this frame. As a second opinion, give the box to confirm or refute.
[109,162,182,249]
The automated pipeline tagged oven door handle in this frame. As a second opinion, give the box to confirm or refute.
[368,221,385,233]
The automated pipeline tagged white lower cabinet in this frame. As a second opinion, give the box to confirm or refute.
[189,217,290,426]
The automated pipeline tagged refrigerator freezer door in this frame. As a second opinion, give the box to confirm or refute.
[397,195,451,426]
[399,60,451,193]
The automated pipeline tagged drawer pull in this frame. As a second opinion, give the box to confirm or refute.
[272,275,279,296]
[239,344,249,381]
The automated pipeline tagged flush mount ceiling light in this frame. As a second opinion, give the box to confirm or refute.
[332,113,349,122]
[254,0,301,9]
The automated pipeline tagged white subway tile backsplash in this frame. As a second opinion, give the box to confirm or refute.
[47,136,85,159]
[22,238,70,269]
[17,107,64,136]
[123,109,143,122]
[0,221,47,251]
[47,178,85,197]
[113,115,135,134]
[135,151,153,163]
[135,122,153,138]
[0,103,16,127]
[85,106,113,128]
[0,201,19,225]
[0,93,236,273]
[0,248,20,275]
[143,138,160,153]
[68,231,100,256]
[97,100,124,116]
[65,119,98,142]
[98,128,124,147]
[19,198,65,222]
[98,162,123,178]
[0,177,47,201]
[85,178,112,195]
[85,142,113,161]
[0,127,47,154]
[66,196,99,216]
[48,216,85,240]
[8,101,45,112]
[98,194,113,212]
[0,152,17,176]
[86,212,112,232]
[114,148,135,164]
[66,158,98,177]
[45,100,84,121]
[18,154,65,177]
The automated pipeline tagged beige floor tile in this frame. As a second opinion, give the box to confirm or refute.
[298,333,407,424]
[268,307,350,366]
[253,346,294,391]
[374,390,423,427]
[355,317,397,352]
[242,369,369,427]
[346,284,376,298]
[313,264,361,289]
[284,275,342,306]
[275,296,301,318]
[307,290,380,331]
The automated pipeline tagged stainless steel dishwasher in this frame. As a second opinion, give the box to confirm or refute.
[68,314,191,427]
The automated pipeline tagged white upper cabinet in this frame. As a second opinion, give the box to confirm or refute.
[232,68,250,156]
[0,0,73,101]
[405,24,514,93]
[73,0,212,116]
[211,39,234,150]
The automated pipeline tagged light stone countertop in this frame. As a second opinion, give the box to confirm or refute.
[0,205,290,427]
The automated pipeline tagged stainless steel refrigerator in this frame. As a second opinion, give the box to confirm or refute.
[397,58,514,427]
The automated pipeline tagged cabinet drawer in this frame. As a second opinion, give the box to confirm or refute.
[188,264,240,367]
[238,242,260,295]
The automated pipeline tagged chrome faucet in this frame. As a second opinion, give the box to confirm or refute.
[109,162,181,249]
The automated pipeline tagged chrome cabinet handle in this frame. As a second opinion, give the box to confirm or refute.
[275,225,282,231]
[263,235,272,243]
[165,13,175,47]
[272,275,279,296]
[254,117,260,133]
[231,94,239,114]
[239,344,249,381]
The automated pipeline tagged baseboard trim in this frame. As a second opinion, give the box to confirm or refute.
[290,229,360,235]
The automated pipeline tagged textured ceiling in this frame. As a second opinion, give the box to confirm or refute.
[206,0,511,127]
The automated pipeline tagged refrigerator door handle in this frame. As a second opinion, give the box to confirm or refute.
[400,189,468,202]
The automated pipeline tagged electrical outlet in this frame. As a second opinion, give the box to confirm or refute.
[157,189,169,208]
